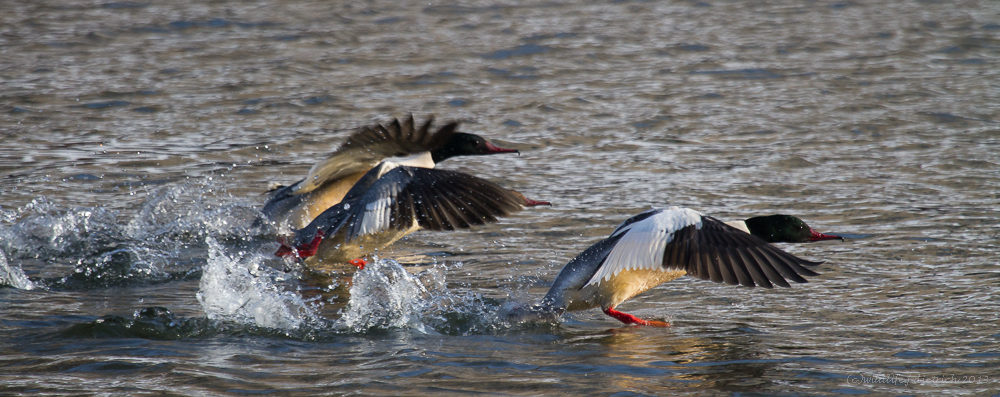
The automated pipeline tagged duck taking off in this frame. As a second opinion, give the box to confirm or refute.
[260,115,519,230]
[275,159,549,270]
[528,207,823,327]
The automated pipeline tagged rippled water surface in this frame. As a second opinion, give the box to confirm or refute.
[2,0,999,395]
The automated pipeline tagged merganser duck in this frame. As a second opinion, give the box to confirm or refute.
[725,215,844,243]
[261,115,518,230]
[275,160,549,269]
[528,207,823,327]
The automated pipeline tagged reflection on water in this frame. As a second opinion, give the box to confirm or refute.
[3,0,1000,395]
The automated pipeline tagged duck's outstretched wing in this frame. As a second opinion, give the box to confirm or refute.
[665,214,822,288]
[293,115,456,194]
[341,166,534,241]
[284,165,546,256]
[585,207,822,289]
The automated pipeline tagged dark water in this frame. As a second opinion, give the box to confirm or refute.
[2,0,999,395]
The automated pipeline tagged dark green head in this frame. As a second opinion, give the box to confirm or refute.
[744,214,843,243]
[431,132,519,163]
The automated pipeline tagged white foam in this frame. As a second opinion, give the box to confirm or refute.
[0,248,36,290]
[0,199,118,258]
[338,257,437,333]
[2,187,520,334]
[120,184,259,242]
[197,237,316,331]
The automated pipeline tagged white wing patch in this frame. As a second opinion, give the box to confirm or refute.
[725,220,750,234]
[585,207,703,287]
[358,180,404,235]
[359,195,392,235]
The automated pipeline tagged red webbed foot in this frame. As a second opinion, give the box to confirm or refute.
[603,307,670,327]
[275,230,325,258]
[348,258,368,270]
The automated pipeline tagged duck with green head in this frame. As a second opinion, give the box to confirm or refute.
[259,115,519,231]
[726,214,844,243]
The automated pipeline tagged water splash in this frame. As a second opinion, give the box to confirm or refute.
[0,197,120,260]
[195,236,543,336]
[0,248,36,290]
[197,237,318,331]
[123,184,260,241]
[339,257,438,333]
[331,258,550,335]
[2,185,551,335]
[0,184,262,289]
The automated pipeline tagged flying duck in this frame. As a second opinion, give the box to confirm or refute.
[725,214,844,243]
[260,115,518,230]
[275,160,549,270]
[526,207,823,327]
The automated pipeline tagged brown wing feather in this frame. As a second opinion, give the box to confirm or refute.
[405,170,525,231]
[294,115,457,194]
